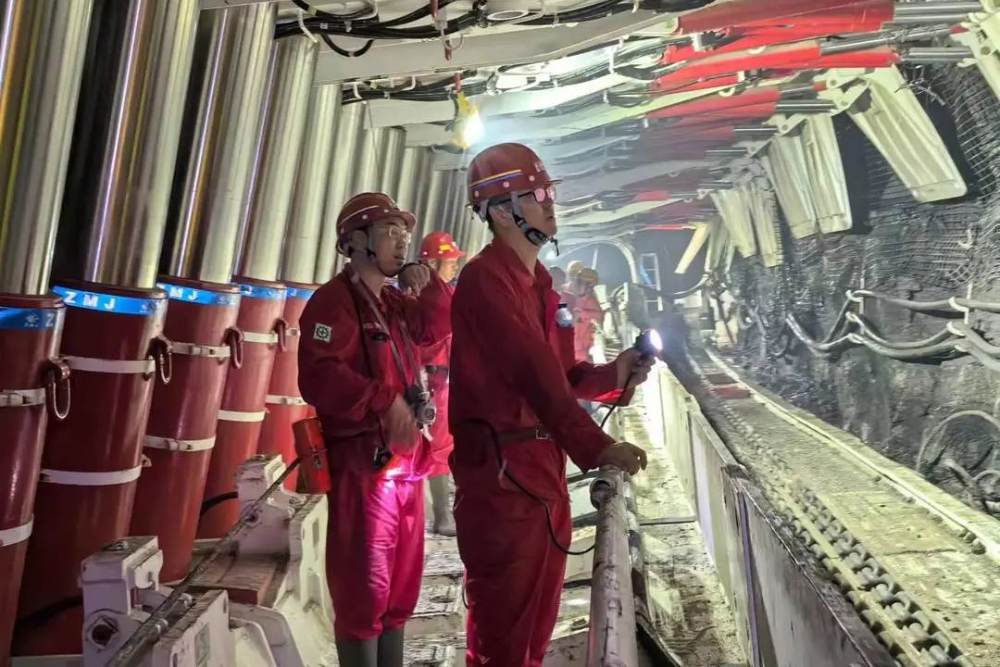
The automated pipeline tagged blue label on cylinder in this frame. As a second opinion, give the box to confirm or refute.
[156,282,241,307]
[52,285,166,316]
[286,286,316,300]
[0,306,62,330]
[239,283,286,300]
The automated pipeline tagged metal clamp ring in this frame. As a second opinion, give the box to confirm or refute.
[0,388,46,408]
[171,341,232,360]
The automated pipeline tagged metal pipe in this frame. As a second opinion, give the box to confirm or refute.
[587,469,639,667]
[395,146,422,214]
[315,102,364,282]
[238,35,318,281]
[732,125,779,135]
[379,127,406,198]
[411,149,434,223]
[167,4,276,284]
[704,148,747,158]
[893,2,981,14]
[819,24,953,54]
[282,84,341,284]
[232,43,277,280]
[422,168,449,238]
[0,1,94,295]
[56,0,199,289]
[901,46,973,62]
[353,126,387,195]
[774,99,837,112]
[890,13,971,23]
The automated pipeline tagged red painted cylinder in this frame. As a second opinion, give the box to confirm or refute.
[0,294,67,663]
[129,278,241,582]
[257,282,317,490]
[15,281,167,656]
[198,278,285,538]
[292,417,331,494]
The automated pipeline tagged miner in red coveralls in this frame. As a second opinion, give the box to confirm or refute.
[570,266,605,362]
[298,192,451,667]
[418,231,464,536]
[450,143,654,667]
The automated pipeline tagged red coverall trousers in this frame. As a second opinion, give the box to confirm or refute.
[298,265,451,641]
[450,241,628,666]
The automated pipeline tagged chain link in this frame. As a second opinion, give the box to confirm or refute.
[692,368,973,667]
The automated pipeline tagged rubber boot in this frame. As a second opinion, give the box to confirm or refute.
[429,474,456,536]
[377,627,405,667]
[336,639,378,667]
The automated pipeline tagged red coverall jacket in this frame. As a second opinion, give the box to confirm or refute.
[297,264,451,641]
[418,281,455,477]
[570,291,604,362]
[449,240,630,666]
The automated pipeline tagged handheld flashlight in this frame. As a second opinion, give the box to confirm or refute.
[634,329,663,358]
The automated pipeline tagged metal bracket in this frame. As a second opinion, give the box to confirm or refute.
[951,15,1000,103]
[763,114,852,239]
[824,66,967,203]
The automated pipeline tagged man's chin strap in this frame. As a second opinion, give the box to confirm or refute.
[509,194,556,249]
[361,230,401,278]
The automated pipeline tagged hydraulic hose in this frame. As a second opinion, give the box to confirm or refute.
[784,314,854,353]
[845,312,955,350]
[849,289,1000,315]
[845,333,958,360]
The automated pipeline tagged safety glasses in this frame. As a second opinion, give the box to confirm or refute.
[374,223,412,245]
[518,184,557,205]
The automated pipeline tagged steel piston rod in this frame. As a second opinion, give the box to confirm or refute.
[587,468,640,667]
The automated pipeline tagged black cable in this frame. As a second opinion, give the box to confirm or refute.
[14,596,83,631]
[200,491,238,517]
[599,369,636,430]
[465,418,596,556]
[321,33,374,57]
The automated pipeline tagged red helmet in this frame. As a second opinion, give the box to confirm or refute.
[336,192,415,255]
[467,143,557,209]
[420,231,465,260]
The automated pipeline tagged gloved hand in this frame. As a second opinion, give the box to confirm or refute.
[596,441,648,475]
[614,348,655,389]
[399,263,432,294]
[383,393,418,453]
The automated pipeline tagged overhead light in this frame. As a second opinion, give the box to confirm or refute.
[451,92,485,149]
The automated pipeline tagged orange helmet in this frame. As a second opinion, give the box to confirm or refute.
[420,231,465,260]
[467,143,557,210]
[336,192,415,255]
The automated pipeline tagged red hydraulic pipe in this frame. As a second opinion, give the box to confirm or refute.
[677,0,894,35]
[664,22,887,65]
[257,282,317,491]
[665,103,780,127]
[0,295,68,663]
[649,88,782,118]
[129,278,241,582]
[198,278,286,538]
[651,74,742,95]
[16,282,168,655]
[653,43,898,88]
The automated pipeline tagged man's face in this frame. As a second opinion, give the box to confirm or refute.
[368,217,412,275]
[512,183,557,239]
[433,258,461,283]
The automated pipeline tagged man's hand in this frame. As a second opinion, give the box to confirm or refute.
[596,442,648,475]
[399,263,431,294]
[383,393,418,452]
[614,348,655,390]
